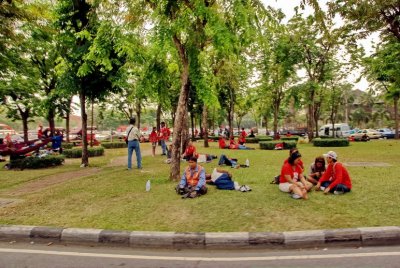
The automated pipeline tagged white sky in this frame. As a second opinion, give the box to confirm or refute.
[261,0,378,91]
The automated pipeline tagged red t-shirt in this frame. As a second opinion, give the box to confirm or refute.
[319,162,352,190]
[283,158,304,171]
[280,162,303,183]
[159,127,170,141]
[184,145,196,157]
[149,131,158,143]
[218,138,227,149]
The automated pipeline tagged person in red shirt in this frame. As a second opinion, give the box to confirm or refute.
[149,126,158,157]
[158,122,171,155]
[182,140,197,160]
[37,125,43,139]
[315,151,352,195]
[279,151,311,199]
[218,135,229,149]
[239,128,247,145]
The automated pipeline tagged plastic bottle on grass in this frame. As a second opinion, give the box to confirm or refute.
[146,180,151,192]
[245,159,250,167]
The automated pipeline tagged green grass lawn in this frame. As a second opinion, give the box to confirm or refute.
[0,140,399,232]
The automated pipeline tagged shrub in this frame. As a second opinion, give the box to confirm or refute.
[281,136,300,141]
[256,136,273,142]
[101,141,127,149]
[208,136,219,141]
[259,140,297,150]
[62,143,75,149]
[63,146,105,158]
[245,138,258,144]
[9,155,65,170]
[312,138,349,147]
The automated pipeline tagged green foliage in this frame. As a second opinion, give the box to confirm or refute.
[256,136,273,142]
[63,146,105,158]
[281,136,300,141]
[9,155,65,170]
[259,140,297,150]
[101,142,127,149]
[312,138,350,147]
[62,143,75,149]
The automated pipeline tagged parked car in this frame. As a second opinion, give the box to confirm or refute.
[350,129,382,140]
[376,128,395,139]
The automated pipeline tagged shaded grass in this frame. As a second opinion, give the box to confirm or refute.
[0,140,399,232]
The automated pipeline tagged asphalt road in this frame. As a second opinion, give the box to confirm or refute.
[0,242,400,268]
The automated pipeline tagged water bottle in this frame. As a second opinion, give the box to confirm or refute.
[146,180,151,192]
[245,159,250,167]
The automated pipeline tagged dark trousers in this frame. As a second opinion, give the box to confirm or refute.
[321,181,350,193]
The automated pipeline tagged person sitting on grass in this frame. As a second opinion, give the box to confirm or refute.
[229,136,254,150]
[279,151,312,199]
[175,156,207,198]
[182,140,197,161]
[315,151,352,195]
[308,156,326,185]
[218,135,229,149]
[206,168,251,192]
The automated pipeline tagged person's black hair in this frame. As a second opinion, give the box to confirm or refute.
[161,121,165,125]
[288,151,301,165]
[314,156,326,171]
[188,156,198,162]
[332,158,337,163]
[129,117,136,125]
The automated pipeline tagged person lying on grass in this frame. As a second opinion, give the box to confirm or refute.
[315,151,352,195]
[175,156,207,198]
[279,151,313,200]
[205,168,251,192]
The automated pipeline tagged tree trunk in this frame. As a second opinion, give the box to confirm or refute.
[228,88,234,138]
[181,110,189,153]
[136,101,141,129]
[202,104,209,147]
[273,104,279,140]
[47,107,55,137]
[65,97,72,143]
[80,90,89,167]
[170,35,190,180]
[156,104,161,131]
[394,95,399,139]
[190,111,195,138]
[307,103,315,140]
[90,99,94,147]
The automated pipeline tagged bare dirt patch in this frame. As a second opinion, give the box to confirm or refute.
[4,168,101,197]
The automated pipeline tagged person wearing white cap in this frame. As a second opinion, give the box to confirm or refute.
[315,151,352,195]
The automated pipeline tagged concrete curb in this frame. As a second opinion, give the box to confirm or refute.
[0,225,399,249]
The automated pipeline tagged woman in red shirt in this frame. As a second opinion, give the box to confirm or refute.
[279,152,311,199]
[316,151,352,195]
[149,127,158,157]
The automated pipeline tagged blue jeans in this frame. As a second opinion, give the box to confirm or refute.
[127,140,142,169]
[160,139,167,154]
[214,173,234,190]
[321,181,350,193]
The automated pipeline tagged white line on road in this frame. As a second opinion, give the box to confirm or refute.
[0,248,400,262]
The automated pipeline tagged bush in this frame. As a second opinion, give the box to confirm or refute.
[62,143,75,149]
[9,155,65,170]
[281,136,300,141]
[101,141,127,149]
[256,136,273,142]
[259,140,297,150]
[63,146,105,158]
[312,138,349,147]
[245,138,258,144]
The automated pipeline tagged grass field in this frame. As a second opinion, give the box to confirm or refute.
[0,139,399,232]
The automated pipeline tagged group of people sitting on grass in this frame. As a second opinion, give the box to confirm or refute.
[278,148,352,200]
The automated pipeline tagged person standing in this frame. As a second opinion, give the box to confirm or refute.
[159,121,170,155]
[149,126,158,157]
[315,151,352,194]
[37,125,43,139]
[126,117,142,170]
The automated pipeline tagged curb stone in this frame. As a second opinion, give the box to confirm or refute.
[0,225,399,249]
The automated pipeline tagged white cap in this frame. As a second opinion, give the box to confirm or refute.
[323,151,337,160]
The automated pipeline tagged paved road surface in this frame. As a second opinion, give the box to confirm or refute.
[0,242,400,268]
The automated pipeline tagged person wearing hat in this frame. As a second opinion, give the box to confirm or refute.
[315,151,352,194]
[176,156,207,198]
[279,151,312,199]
